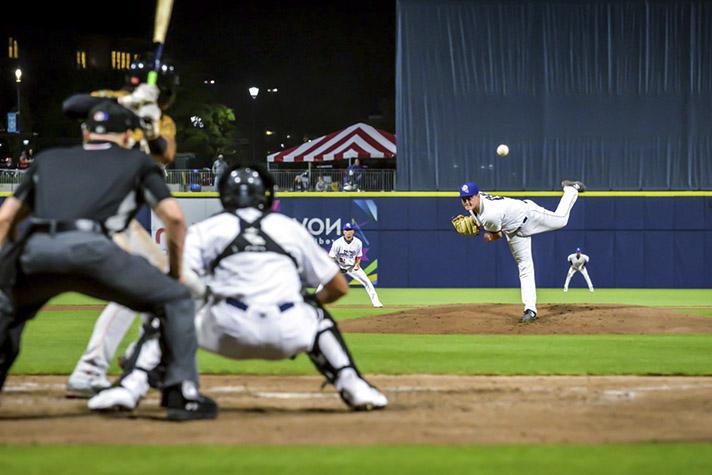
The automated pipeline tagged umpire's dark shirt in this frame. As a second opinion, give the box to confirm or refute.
[14,141,171,234]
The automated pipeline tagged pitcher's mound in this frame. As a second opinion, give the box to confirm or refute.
[339,304,712,335]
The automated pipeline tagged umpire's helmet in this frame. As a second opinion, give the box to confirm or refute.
[219,164,275,212]
[126,52,179,109]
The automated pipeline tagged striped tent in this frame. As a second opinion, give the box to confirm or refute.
[267,123,396,162]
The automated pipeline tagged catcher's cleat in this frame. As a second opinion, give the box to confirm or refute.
[561,180,586,192]
[336,369,388,411]
[88,386,138,411]
[161,382,218,421]
[519,309,538,323]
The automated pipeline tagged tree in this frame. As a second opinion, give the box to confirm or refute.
[173,102,240,166]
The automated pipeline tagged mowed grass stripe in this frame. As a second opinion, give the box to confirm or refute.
[46,289,712,309]
[11,314,712,375]
[1,444,712,475]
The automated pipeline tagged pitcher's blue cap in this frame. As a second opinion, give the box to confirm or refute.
[343,222,354,230]
[459,181,479,198]
[576,247,581,252]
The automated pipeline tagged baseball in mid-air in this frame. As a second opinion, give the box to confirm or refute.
[496,144,509,157]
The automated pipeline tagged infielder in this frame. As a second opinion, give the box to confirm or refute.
[321,223,383,308]
[63,54,181,397]
[88,165,388,412]
[452,180,585,323]
[563,247,594,292]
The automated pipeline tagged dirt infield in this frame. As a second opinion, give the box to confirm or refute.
[339,304,712,334]
[2,375,712,444]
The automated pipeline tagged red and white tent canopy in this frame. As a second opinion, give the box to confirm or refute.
[267,123,396,162]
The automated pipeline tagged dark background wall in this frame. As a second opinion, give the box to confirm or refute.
[396,0,712,191]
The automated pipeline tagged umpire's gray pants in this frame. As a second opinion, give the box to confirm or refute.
[0,231,197,389]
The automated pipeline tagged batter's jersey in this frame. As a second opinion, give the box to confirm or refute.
[473,193,528,235]
[14,141,170,235]
[184,208,340,305]
[328,236,363,270]
[568,253,589,270]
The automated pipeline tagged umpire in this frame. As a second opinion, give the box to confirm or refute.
[0,101,217,421]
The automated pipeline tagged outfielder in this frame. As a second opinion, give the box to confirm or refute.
[64,54,181,397]
[563,247,594,292]
[88,165,388,412]
[452,180,585,323]
[321,223,383,308]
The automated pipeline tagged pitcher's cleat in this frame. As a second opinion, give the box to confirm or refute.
[519,309,538,323]
[561,180,586,192]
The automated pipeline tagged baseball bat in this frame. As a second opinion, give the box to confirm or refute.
[147,0,175,85]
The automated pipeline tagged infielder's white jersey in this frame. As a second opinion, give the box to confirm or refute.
[328,236,363,270]
[568,253,589,270]
[184,208,340,305]
[473,193,528,235]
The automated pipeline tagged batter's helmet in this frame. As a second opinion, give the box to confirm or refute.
[219,164,275,211]
[126,52,179,109]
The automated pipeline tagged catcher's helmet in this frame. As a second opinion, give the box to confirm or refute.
[126,52,179,109]
[219,164,275,211]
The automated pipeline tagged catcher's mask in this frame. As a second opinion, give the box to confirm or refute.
[219,164,275,212]
[126,52,179,110]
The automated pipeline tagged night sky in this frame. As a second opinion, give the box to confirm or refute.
[2,0,395,138]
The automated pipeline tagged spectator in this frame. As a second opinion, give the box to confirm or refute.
[211,154,228,188]
[0,155,13,170]
[344,158,363,191]
[293,171,310,191]
[315,175,327,192]
[17,150,31,170]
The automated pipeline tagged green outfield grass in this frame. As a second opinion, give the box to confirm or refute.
[2,444,712,475]
[9,289,712,376]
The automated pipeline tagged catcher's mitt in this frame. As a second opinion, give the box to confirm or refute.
[451,214,480,236]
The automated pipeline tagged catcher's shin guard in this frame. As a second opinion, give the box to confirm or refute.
[307,308,361,384]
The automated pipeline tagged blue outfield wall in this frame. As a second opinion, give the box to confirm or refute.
[2,194,710,289]
[274,194,712,289]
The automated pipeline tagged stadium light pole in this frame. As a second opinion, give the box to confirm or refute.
[14,68,22,132]
[249,86,259,162]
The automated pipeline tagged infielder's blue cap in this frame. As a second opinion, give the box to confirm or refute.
[576,247,581,252]
[459,181,479,198]
[343,222,354,230]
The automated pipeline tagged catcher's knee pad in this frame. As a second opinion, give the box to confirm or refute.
[307,308,361,385]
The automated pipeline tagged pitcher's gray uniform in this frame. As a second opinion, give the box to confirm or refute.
[326,226,383,308]
[563,248,594,292]
[89,165,387,412]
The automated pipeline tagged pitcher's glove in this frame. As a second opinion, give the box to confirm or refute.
[451,214,480,236]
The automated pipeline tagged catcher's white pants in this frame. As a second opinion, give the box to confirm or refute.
[507,186,580,312]
[564,267,594,291]
[316,268,382,306]
[121,300,356,401]
[195,301,318,359]
[70,221,166,380]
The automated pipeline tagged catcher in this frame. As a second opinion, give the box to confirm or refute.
[452,180,585,323]
[63,53,183,397]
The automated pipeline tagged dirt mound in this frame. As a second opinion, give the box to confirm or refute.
[339,304,712,335]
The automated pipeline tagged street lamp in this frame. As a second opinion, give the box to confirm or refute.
[15,68,22,132]
[248,86,259,160]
